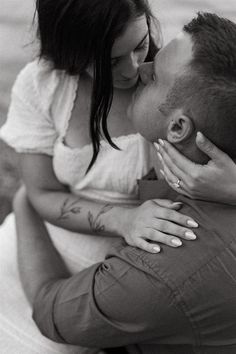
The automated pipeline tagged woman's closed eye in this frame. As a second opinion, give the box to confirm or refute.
[135,41,149,52]
[111,58,120,68]
[111,37,149,69]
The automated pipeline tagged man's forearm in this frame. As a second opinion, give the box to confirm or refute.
[14,187,70,304]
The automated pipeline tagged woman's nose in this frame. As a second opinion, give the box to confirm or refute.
[122,53,139,79]
[139,62,154,85]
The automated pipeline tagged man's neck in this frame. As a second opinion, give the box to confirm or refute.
[176,142,209,165]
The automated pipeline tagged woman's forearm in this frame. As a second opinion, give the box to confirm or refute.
[28,188,130,237]
[19,153,130,237]
[19,154,200,254]
[28,188,200,255]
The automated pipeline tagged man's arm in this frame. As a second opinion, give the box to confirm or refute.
[14,187,191,348]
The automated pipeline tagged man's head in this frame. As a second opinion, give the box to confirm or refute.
[129,12,236,163]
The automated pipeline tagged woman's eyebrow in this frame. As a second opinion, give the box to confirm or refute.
[111,31,149,61]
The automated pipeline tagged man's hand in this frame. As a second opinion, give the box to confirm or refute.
[154,132,236,204]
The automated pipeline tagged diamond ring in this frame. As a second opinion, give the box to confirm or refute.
[172,179,181,189]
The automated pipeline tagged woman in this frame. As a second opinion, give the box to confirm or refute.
[0,0,199,262]
[0,1,199,353]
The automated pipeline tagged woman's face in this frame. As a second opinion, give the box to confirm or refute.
[111,15,150,89]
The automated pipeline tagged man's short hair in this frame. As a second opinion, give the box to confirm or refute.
[165,12,236,158]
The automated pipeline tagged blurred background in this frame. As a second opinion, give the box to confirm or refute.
[0,0,236,223]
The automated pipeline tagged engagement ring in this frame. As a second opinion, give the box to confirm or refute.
[173,179,181,189]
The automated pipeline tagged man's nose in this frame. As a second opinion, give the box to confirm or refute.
[139,62,154,85]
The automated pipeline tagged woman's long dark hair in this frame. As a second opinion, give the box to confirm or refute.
[35,0,161,171]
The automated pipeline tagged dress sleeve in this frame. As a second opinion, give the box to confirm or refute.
[0,60,59,156]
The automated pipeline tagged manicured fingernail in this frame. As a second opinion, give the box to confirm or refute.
[154,142,159,151]
[171,239,182,247]
[157,152,163,161]
[160,169,165,177]
[153,246,161,253]
[185,231,197,240]
[172,202,183,209]
[187,220,198,228]
[197,131,204,142]
[173,202,183,205]
[158,139,165,146]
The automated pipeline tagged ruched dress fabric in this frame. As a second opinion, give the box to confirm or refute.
[0,60,152,353]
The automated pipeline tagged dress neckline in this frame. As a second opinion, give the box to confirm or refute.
[58,132,142,155]
[57,74,141,154]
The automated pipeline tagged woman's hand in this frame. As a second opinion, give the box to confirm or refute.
[155,132,236,205]
[121,199,198,253]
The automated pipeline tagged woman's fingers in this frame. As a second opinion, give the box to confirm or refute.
[142,224,196,251]
[151,198,183,209]
[154,140,195,192]
[155,139,196,174]
[196,132,229,162]
[159,168,193,197]
[124,201,199,254]
[155,143,186,183]
[160,162,181,185]
[132,218,198,254]
[160,164,187,192]
[149,219,197,241]
[152,205,199,229]
[146,229,182,248]
[135,238,161,254]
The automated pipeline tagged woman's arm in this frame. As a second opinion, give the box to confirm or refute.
[155,132,236,204]
[19,153,199,253]
[13,186,70,304]
[19,153,125,235]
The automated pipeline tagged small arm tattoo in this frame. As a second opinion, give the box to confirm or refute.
[88,204,113,233]
[58,198,82,220]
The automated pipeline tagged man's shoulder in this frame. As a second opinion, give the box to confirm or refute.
[102,200,236,344]
[112,198,236,291]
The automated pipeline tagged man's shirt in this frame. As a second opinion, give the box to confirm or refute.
[33,181,236,354]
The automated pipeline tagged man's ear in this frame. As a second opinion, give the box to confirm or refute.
[167,112,194,143]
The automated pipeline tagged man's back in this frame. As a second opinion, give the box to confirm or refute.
[33,181,236,354]
[125,180,236,353]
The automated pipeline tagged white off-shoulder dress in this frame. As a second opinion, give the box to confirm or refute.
[0,60,153,353]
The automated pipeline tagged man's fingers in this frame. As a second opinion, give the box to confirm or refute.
[196,132,228,161]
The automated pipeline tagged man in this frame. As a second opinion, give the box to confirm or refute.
[14,13,236,354]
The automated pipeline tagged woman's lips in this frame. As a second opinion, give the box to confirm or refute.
[119,74,139,83]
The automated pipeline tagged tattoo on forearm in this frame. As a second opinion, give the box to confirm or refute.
[58,198,82,220]
[88,204,113,233]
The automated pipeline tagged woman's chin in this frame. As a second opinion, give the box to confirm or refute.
[114,77,139,90]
